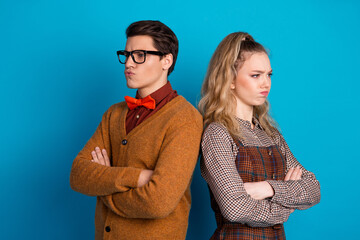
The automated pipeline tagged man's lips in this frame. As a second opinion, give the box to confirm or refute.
[125,71,134,76]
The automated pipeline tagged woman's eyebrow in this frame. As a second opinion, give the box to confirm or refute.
[251,69,272,73]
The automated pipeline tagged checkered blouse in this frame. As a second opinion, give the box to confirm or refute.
[200,118,321,227]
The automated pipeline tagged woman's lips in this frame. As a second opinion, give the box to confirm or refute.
[260,91,269,96]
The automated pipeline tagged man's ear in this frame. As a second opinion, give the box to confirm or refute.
[162,53,173,71]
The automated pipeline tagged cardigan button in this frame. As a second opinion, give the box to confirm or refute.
[268,150,272,155]
[122,139,128,145]
[105,226,111,232]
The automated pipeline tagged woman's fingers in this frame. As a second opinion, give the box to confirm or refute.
[285,166,302,181]
[284,167,294,181]
[294,166,302,180]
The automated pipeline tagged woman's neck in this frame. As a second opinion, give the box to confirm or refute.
[235,101,254,128]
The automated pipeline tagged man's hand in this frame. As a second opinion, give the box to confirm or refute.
[137,169,154,187]
[91,147,111,166]
[91,146,153,188]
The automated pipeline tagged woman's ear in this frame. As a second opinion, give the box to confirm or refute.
[162,53,173,71]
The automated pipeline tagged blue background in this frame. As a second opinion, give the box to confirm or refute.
[1,0,359,239]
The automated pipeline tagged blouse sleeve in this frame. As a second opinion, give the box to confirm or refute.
[266,130,321,210]
[201,123,292,227]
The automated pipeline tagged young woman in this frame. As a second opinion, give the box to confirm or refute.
[199,32,320,240]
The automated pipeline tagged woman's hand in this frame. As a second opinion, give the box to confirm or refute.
[244,166,303,200]
[244,181,274,200]
[284,166,302,213]
[284,166,302,181]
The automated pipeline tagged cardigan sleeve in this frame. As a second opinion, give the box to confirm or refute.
[99,113,203,219]
[200,123,292,227]
[70,107,142,196]
[266,131,321,210]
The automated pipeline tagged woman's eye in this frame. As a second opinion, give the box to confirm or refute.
[251,74,260,78]
[268,73,273,78]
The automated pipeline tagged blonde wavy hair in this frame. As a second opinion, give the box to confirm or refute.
[198,32,278,139]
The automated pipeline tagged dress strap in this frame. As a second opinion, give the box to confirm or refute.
[233,137,244,147]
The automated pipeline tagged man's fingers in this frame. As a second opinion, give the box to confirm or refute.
[91,151,98,163]
[137,169,154,187]
[90,147,110,167]
[95,147,106,165]
[102,149,110,167]
[91,147,110,167]
[284,167,294,181]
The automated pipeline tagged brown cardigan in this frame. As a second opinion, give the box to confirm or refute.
[70,96,203,240]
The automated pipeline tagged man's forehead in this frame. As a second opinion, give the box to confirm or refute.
[125,35,155,50]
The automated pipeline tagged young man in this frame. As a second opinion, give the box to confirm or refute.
[70,20,203,240]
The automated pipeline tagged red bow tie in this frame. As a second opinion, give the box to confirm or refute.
[124,95,156,110]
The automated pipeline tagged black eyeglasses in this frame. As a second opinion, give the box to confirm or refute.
[116,50,165,64]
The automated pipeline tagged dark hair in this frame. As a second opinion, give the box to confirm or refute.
[126,20,178,75]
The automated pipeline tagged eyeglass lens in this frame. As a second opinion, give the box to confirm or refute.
[119,51,146,64]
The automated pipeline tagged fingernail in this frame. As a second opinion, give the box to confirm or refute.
[96,147,100,150]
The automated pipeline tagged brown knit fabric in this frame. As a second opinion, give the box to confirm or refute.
[70,96,203,240]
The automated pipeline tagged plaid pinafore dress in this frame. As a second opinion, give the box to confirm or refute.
[209,138,287,240]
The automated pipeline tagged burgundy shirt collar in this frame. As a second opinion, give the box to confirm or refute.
[135,81,174,105]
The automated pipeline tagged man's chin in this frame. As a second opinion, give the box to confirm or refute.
[126,81,138,89]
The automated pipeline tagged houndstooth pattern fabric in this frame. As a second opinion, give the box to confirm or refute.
[209,140,287,239]
[200,118,321,238]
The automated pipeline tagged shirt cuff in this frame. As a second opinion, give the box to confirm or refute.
[266,180,288,203]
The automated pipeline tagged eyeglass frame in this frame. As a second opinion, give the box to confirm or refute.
[116,50,165,64]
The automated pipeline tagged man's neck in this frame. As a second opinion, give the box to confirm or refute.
[137,79,168,98]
